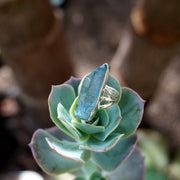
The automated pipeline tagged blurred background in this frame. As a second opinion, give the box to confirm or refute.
[0,0,179,179]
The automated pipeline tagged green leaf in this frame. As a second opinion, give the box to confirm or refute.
[79,133,123,152]
[29,129,85,175]
[92,134,137,171]
[65,76,81,96]
[97,109,109,128]
[93,104,122,141]
[115,87,144,137]
[48,84,76,138]
[46,126,74,142]
[57,102,79,138]
[69,96,82,122]
[138,130,169,171]
[45,137,91,163]
[82,161,97,178]
[57,103,89,141]
[74,63,109,121]
[74,177,86,180]
[89,172,106,180]
[107,74,121,103]
[72,120,105,134]
[145,168,170,180]
[92,118,99,126]
[104,147,145,180]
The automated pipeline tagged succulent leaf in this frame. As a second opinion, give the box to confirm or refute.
[57,102,89,141]
[79,133,123,152]
[29,129,86,175]
[92,134,137,171]
[46,126,74,141]
[74,177,86,180]
[69,96,81,122]
[115,87,144,137]
[89,172,106,180]
[93,104,121,141]
[45,137,91,163]
[57,102,80,139]
[104,147,145,180]
[65,76,81,96]
[92,117,100,126]
[97,109,109,127]
[48,84,76,138]
[72,120,105,134]
[82,161,97,178]
[30,63,144,178]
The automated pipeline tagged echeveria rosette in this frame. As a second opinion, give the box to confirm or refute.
[29,63,145,179]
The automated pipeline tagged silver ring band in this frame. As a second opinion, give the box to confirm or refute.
[98,85,120,109]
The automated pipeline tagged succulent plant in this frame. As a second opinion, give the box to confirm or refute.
[29,63,145,180]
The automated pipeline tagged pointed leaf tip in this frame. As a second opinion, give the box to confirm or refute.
[74,63,109,121]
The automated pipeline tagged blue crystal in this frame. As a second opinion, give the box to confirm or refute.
[74,63,109,121]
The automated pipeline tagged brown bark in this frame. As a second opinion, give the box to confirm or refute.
[111,0,180,100]
[0,0,73,127]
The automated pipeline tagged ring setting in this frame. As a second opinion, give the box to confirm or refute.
[98,85,120,109]
[73,63,120,121]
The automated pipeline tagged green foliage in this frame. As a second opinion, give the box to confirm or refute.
[145,169,170,180]
[29,129,86,175]
[138,130,180,180]
[30,64,145,179]
[91,134,137,171]
[138,130,169,171]
[103,148,145,180]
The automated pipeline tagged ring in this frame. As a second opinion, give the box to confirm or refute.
[98,85,120,109]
